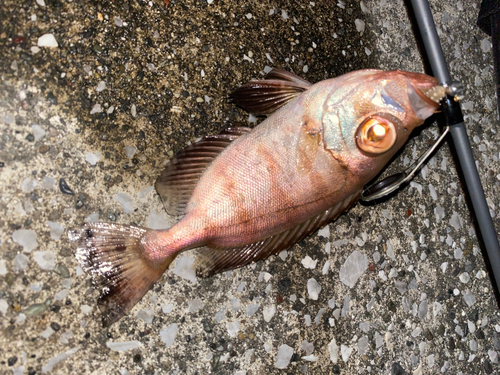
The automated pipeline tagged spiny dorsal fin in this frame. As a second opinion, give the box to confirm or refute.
[195,190,361,278]
[229,68,313,115]
[155,127,252,216]
[68,223,175,327]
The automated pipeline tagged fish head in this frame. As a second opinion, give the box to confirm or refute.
[321,70,445,179]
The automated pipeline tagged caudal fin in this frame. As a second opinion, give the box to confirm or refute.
[68,223,175,327]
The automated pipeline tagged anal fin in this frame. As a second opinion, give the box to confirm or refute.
[155,127,252,216]
[195,190,361,278]
[69,223,175,327]
[229,68,313,115]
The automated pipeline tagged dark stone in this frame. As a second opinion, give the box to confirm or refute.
[25,133,35,142]
[391,362,408,375]
[50,322,61,331]
[185,335,191,342]
[84,332,90,339]
[7,356,17,366]
[483,359,493,374]
[387,300,397,312]
[50,304,61,313]
[476,329,485,340]
[46,92,58,105]
[59,178,74,195]
[133,353,142,363]
[30,192,39,201]
[291,353,298,362]
[65,299,72,305]
[448,337,455,351]
[277,278,291,292]
[201,319,213,333]
[332,365,341,374]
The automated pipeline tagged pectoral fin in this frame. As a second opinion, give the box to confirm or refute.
[229,68,313,115]
[195,190,361,277]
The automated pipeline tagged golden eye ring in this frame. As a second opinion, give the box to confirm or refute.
[356,116,397,155]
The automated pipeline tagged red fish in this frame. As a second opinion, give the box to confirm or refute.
[69,68,444,326]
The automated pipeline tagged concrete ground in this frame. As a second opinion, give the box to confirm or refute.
[1,0,499,374]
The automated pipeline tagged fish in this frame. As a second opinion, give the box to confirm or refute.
[68,68,445,326]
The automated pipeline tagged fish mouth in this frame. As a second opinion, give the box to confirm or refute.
[408,81,446,120]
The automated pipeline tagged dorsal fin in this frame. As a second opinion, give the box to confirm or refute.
[194,190,361,277]
[229,68,313,115]
[155,127,252,216]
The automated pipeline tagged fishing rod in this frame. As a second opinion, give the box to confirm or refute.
[409,0,500,302]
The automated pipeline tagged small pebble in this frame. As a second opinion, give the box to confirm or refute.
[37,33,58,47]
[59,178,75,195]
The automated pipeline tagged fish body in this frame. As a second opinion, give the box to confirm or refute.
[69,69,443,326]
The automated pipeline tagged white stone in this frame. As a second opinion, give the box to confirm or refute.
[21,178,38,192]
[107,340,142,351]
[317,225,330,238]
[0,260,7,275]
[341,345,353,362]
[307,278,321,300]
[263,305,275,322]
[90,103,102,114]
[47,221,65,240]
[322,260,330,275]
[481,38,492,52]
[226,321,240,337]
[300,340,314,355]
[32,125,46,141]
[464,293,476,306]
[81,305,92,314]
[0,299,8,314]
[40,326,54,338]
[302,354,318,361]
[328,337,338,363]
[301,255,317,269]
[355,19,365,32]
[459,272,470,283]
[137,186,154,199]
[449,212,463,231]
[36,0,46,6]
[136,308,154,324]
[275,344,293,369]
[96,81,106,92]
[160,323,178,347]
[339,250,369,287]
[124,145,137,158]
[85,213,99,222]
[148,210,169,230]
[54,289,69,301]
[85,151,102,165]
[173,256,197,283]
[41,347,79,373]
[115,192,134,213]
[37,33,58,48]
[162,303,174,314]
[246,304,259,316]
[188,298,204,312]
[33,251,56,270]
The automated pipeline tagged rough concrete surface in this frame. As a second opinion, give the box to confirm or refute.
[1,0,499,374]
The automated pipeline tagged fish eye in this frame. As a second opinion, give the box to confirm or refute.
[356,116,397,155]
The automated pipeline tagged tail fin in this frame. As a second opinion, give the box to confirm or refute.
[68,223,175,327]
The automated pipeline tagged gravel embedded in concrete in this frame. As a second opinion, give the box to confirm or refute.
[1,0,500,374]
